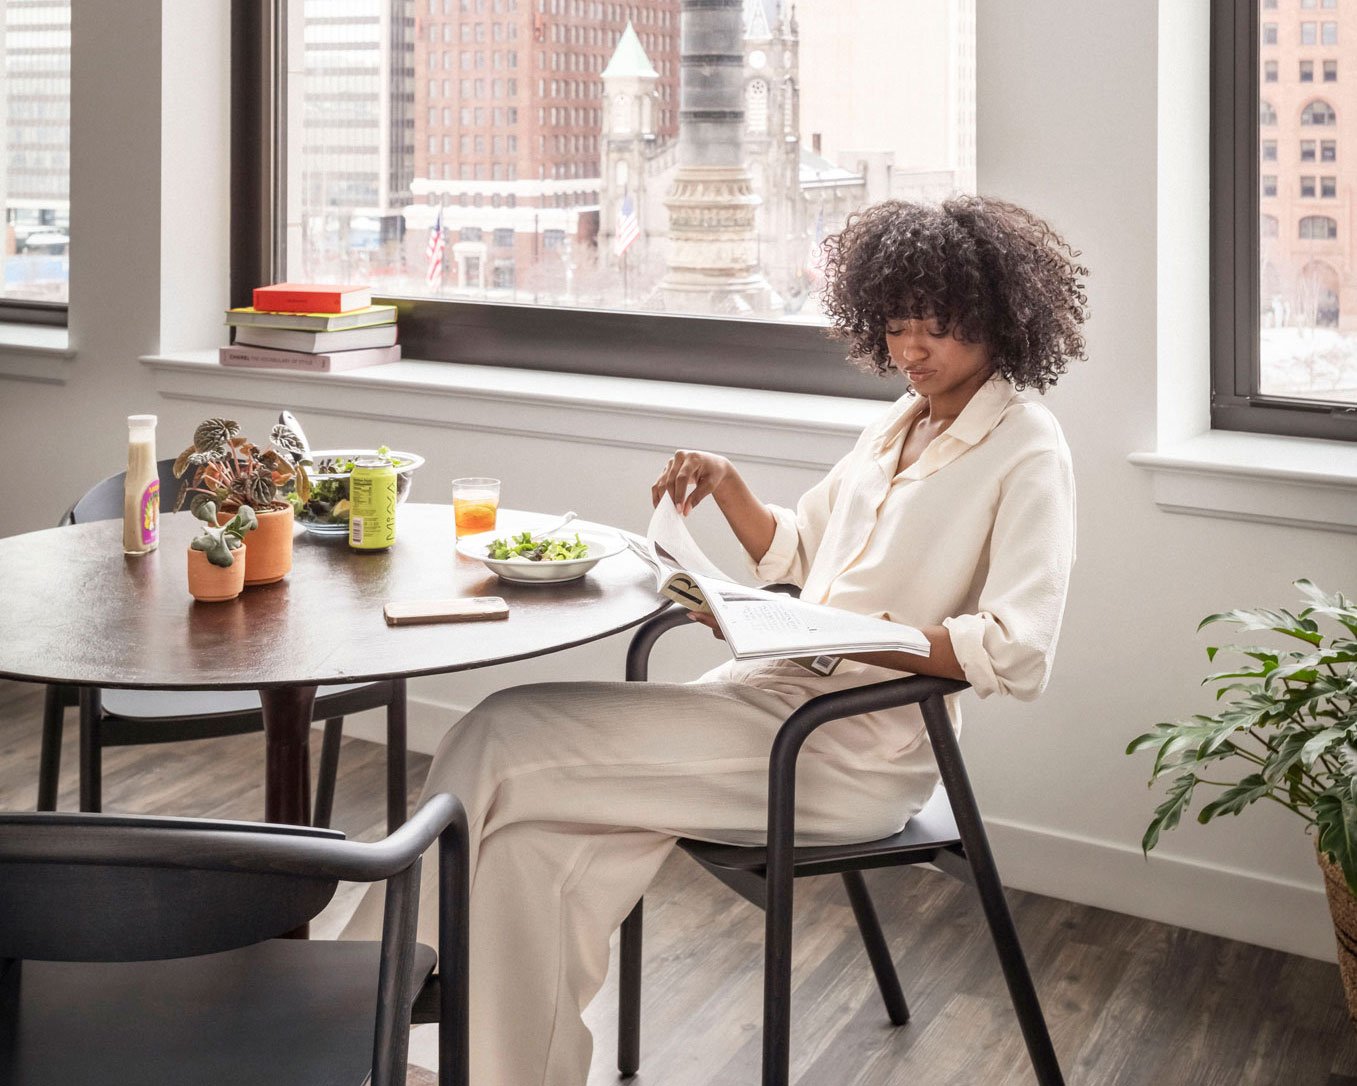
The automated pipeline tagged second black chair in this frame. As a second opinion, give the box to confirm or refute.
[37,460,408,832]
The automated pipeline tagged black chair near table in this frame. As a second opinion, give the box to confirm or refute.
[37,460,409,832]
[0,793,469,1086]
[615,607,1066,1086]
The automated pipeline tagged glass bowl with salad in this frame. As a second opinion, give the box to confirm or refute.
[288,447,426,537]
[456,519,628,584]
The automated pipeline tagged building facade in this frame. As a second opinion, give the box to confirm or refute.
[1260,0,1357,330]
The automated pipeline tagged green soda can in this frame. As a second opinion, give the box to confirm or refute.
[348,456,398,551]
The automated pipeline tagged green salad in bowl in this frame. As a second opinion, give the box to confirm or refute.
[288,446,425,537]
[487,531,590,562]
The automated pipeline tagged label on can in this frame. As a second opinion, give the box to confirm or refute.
[140,479,160,546]
[348,457,398,550]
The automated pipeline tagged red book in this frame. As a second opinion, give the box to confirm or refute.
[252,283,373,314]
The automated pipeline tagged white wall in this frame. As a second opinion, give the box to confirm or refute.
[1,0,1353,961]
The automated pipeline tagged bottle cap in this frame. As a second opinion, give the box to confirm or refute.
[127,414,158,427]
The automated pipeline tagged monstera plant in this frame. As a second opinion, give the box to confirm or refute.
[173,417,310,514]
[1128,580,1357,1021]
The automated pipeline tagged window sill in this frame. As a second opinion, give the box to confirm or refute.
[141,350,884,469]
[0,324,74,384]
[1128,430,1357,534]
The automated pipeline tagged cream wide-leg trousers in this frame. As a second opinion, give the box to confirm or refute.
[342,664,944,1086]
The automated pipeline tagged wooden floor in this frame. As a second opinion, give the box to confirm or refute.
[3,678,1356,1085]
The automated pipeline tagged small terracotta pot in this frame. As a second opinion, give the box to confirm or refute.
[1319,847,1357,1030]
[186,546,245,602]
[219,503,294,586]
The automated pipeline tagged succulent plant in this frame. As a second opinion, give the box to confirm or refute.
[189,501,257,567]
[173,417,311,513]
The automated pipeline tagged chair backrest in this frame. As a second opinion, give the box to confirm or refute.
[63,458,184,526]
[0,812,344,963]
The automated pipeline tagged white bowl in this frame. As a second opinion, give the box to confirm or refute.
[456,522,628,584]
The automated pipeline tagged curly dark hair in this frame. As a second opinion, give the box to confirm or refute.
[819,195,1090,393]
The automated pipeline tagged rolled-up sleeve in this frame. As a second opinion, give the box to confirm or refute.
[942,442,1076,700]
[747,446,856,587]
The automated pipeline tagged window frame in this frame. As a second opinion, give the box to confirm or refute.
[229,0,895,401]
[1211,0,1357,441]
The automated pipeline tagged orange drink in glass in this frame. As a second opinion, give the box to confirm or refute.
[453,477,500,536]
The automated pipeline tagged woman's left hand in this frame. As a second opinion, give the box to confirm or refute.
[686,611,726,640]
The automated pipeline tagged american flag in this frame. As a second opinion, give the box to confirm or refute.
[614,194,640,257]
[426,206,446,288]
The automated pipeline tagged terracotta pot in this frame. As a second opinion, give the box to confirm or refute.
[218,503,294,586]
[1319,847,1357,1029]
[186,546,245,602]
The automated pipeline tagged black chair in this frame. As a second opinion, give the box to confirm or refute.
[0,793,469,1086]
[37,460,409,832]
[615,608,1065,1086]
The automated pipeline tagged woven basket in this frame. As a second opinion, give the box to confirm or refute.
[1319,847,1357,1029]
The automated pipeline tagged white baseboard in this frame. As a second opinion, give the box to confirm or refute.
[327,694,1337,964]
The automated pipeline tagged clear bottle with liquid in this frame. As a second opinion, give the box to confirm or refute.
[123,414,160,555]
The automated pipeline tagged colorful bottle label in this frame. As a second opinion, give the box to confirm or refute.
[140,479,160,546]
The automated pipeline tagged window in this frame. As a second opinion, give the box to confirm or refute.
[1323,21,1338,44]
[1325,59,1338,81]
[1302,99,1337,125]
[1211,0,1357,440]
[1300,59,1314,81]
[1299,214,1338,239]
[241,0,976,395]
[1302,21,1317,44]
[0,0,71,319]
[1264,21,1278,43]
[1265,59,1278,82]
[493,227,514,247]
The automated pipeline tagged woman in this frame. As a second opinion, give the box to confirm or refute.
[345,195,1089,1086]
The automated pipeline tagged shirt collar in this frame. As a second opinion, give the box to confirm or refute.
[875,374,1019,454]
[945,374,1020,446]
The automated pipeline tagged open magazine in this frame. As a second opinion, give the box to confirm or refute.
[626,495,930,676]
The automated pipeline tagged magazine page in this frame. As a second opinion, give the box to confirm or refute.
[692,573,931,661]
[644,494,733,581]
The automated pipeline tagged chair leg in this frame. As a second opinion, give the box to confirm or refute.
[763,862,794,1086]
[919,695,1064,1085]
[37,686,66,811]
[386,679,408,834]
[841,870,910,1026]
[970,860,1065,1085]
[78,688,102,813]
[312,717,344,829]
[617,899,644,1077]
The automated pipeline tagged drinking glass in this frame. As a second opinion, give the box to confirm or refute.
[453,477,500,536]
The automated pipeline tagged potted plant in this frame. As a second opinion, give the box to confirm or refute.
[1128,580,1357,1023]
[174,417,310,586]
[186,501,257,602]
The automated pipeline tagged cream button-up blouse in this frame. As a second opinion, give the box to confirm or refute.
[703,375,1075,761]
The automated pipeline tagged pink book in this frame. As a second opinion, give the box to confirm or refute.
[218,344,401,373]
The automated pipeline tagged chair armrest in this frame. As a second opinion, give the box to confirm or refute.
[0,794,467,884]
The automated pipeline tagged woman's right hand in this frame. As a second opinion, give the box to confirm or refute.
[651,450,737,515]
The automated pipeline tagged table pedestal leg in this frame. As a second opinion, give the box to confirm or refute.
[259,685,317,827]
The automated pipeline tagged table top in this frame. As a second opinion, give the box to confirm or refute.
[0,504,668,691]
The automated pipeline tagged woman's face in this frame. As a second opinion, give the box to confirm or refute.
[884,316,994,399]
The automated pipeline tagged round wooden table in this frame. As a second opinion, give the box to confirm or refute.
[0,503,666,826]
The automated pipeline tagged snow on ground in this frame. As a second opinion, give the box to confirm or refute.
[1261,327,1357,403]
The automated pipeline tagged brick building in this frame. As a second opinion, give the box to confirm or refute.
[1260,0,1357,330]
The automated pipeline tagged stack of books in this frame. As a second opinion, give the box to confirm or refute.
[221,284,400,373]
